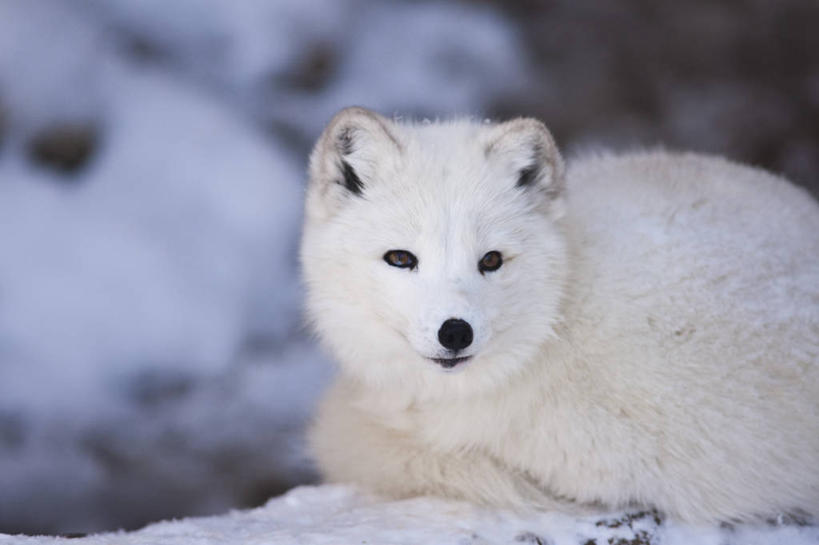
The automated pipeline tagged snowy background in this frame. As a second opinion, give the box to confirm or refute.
[0,0,816,538]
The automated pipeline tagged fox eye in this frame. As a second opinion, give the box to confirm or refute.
[478,251,503,273]
[384,250,418,270]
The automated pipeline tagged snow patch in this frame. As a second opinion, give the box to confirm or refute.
[2,486,817,545]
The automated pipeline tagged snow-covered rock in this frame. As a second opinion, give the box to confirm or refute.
[0,0,319,532]
[0,0,528,534]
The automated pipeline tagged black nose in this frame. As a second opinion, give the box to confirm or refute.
[437,318,473,351]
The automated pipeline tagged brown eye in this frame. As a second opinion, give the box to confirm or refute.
[384,250,418,270]
[478,251,503,273]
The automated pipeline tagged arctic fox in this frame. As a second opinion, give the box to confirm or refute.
[301,106,819,523]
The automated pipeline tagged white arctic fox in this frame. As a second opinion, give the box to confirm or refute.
[301,107,819,523]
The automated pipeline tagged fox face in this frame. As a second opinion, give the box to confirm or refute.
[302,107,569,400]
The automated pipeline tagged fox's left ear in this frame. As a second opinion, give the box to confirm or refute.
[485,118,565,214]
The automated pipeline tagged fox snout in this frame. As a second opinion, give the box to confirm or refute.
[437,318,473,351]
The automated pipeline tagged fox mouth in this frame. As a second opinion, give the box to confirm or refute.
[428,356,473,369]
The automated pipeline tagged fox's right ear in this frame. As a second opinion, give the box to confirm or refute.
[307,106,401,220]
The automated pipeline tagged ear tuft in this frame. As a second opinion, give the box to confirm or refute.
[336,126,356,156]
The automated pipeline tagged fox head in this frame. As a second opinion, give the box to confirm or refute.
[302,107,568,401]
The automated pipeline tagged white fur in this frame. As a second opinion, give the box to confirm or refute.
[301,107,819,523]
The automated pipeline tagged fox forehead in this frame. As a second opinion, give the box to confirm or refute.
[348,126,536,229]
[365,148,488,196]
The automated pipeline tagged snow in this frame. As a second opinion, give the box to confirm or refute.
[0,0,527,535]
[0,1,105,132]
[0,0,321,532]
[84,0,526,142]
[1,64,303,407]
[2,485,818,544]
[267,1,527,138]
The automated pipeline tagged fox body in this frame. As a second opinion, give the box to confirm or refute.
[301,107,819,523]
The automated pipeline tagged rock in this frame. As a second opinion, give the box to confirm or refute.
[27,123,98,175]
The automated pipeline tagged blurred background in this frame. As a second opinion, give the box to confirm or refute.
[0,0,816,536]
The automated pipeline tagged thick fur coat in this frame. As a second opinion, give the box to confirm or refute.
[301,107,819,523]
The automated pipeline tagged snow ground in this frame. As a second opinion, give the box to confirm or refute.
[2,485,818,545]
